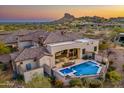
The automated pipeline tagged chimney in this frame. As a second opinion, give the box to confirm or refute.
[61,31,66,35]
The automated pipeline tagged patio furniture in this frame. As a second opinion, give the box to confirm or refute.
[62,62,75,67]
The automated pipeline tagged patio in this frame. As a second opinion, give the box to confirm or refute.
[55,59,84,68]
[55,48,80,68]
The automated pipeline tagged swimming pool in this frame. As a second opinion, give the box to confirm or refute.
[59,61,101,77]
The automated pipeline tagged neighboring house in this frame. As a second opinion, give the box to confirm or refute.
[0,54,11,64]
[0,30,99,83]
[114,33,124,46]
[0,30,38,49]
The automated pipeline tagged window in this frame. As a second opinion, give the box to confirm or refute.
[82,49,86,54]
[20,62,23,64]
[119,37,124,42]
[69,49,73,57]
[74,49,77,56]
[26,63,32,70]
[61,50,67,55]
[34,57,37,62]
[94,46,97,51]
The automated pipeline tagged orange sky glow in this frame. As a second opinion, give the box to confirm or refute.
[0,5,124,21]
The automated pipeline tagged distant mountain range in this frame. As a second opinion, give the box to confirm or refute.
[0,19,52,24]
[0,13,124,24]
[50,13,124,24]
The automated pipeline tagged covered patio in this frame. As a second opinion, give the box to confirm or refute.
[55,48,81,68]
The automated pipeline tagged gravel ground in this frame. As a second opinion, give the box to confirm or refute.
[108,48,124,87]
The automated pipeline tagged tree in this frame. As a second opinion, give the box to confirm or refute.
[107,71,122,86]
[25,75,51,88]
[69,78,82,87]
[113,27,124,33]
[54,80,64,88]
[99,41,110,51]
[0,42,10,55]
[122,64,124,71]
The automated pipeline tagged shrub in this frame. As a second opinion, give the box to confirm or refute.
[81,78,103,88]
[54,80,64,88]
[98,74,105,81]
[99,41,109,51]
[81,78,91,87]
[122,64,124,71]
[25,75,51,88]
[0,42,11,54]
[88,79,103,88]
[16,74,24,81]
[108,65,116,72]
[69,78,82,87]
[109,61,114,65]
[0,63,4,71]
[0,63,7,71]
[106,71,122,85]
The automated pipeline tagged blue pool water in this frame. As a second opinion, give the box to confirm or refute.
[60,68,73,75]
[59,61,100,76]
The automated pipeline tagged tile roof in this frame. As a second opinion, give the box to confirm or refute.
[44,31,83,44]
[14,47,51,62]
[0,31,13,35]
[0,30,83,45]
[0,30,83,63]
[10,52,20,61]
[19,30,50,42]
[0,54,11,64]
[0,30,37,44]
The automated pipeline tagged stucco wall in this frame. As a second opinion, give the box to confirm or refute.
[39,56,54,68]
[53,69,70,85]
[39,56,54,76]
[47,40,99,55]
[24,67,43,83]
[83,40,99,53]
[47,40,99,67]
[16,59,38,74]
[18,41,32,49]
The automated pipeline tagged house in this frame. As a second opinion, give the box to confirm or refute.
[0,30,101,83]
[114,33,124,46]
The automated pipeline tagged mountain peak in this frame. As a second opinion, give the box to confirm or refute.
[51,13,75,24]
[63,13,75,19]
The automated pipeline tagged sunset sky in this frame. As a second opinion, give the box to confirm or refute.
[0,5,124,22]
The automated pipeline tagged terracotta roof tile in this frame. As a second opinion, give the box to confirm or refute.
[0,54,11,64]
[14,47,51,62]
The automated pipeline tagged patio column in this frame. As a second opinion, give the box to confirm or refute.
[79,48,83,59]
[67,49,70,58]
[77,48,80,59]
